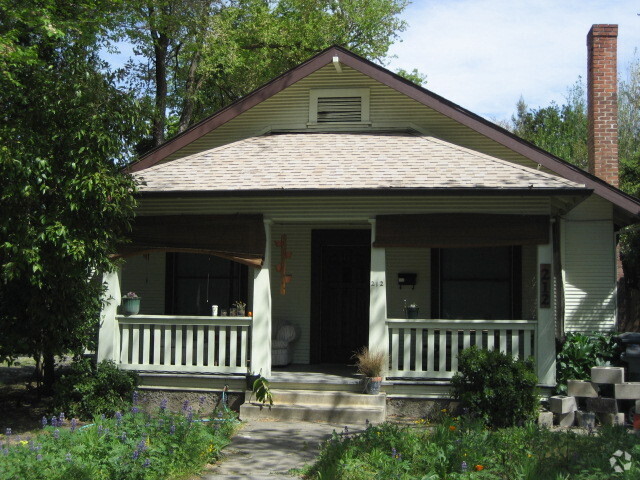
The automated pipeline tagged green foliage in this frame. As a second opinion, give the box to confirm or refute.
[450,347,538,428]
[510,80,588,169]
[53,360,139,420]
[250,376,273,407]
[555,332,620,394]
[0,400,239,480]
[118,0,409,145]
[0,0,148,387]
[395,68,427,86]
[305,420,640,480]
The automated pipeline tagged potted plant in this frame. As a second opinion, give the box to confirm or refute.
[234,300,247,316]
[122,291,141,315]
[404,299,419,319]
[353,347,387,394]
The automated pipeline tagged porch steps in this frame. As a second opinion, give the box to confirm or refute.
[239,389,386,423]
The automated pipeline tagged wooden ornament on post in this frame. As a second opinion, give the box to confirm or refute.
[275,234,292,294]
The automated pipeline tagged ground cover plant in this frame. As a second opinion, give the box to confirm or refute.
[0,395,239,480]
[304,416,640,479]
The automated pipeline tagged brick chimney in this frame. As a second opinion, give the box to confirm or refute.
[587,24,618,187]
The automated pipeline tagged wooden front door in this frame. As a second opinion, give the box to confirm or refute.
[311,230,371,364]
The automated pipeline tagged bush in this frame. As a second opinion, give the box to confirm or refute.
[450,347,538,428]
[0,400,239,480]
[54,359,138,419]
[555,332,621,394]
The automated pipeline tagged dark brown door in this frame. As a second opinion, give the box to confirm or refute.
[311,230,370,364]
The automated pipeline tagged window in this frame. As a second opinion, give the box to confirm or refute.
[431,247,521,320]
[165,253,248,315]
[308,88,370,125]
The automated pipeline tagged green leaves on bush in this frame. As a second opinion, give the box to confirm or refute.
[450,347,538,428]
[555,332,620,394]
[54,359,138,420]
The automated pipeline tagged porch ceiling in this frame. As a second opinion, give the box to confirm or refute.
[134,132,588,194]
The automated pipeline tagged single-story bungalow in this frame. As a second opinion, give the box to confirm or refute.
[97,25,640,406]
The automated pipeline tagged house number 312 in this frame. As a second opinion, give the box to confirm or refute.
[371,280,384,287]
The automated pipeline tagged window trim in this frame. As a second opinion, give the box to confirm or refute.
[308,88,370,125]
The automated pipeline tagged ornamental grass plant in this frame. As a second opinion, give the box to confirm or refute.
[304,414,640,480]
[0,396,239,480]
[352,347,387,378]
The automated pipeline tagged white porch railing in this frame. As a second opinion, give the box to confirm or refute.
[116,315,252,374]
[386,319,537,378]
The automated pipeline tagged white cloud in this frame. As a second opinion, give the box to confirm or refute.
[387,0,640,121]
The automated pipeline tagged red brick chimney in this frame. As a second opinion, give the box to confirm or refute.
[587,24,619,187]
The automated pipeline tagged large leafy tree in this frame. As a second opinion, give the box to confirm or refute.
[119,0,410,147]
[0,1,147,390]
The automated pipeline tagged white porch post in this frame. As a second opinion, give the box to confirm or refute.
[252,219,273,377]
[368,219,388,357]
[97,269,122,363]
[536,223,556,386]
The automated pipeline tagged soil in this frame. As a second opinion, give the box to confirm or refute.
[0,358,66,436]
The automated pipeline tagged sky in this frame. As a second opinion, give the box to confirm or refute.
[386,0,640,122]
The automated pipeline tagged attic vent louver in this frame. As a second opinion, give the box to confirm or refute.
[309,88,370,125]
[317,96,362,123]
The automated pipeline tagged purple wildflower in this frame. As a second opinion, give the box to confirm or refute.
[98,425,104,435]
[182,400,190,412]
[187,406,194,423]
[170,423,176,435]
[132,390,139,404]
[120,432,127,442]
[51,416,58,428]
[132,449,140,460]
[160,398,168,411]
[59,412,65,424]
[217,411,223,418]
[36,454,43,461]
[461,461,468,472]
[41,416,48,428]
[53,429,60,440]
[100,414,106,420]
[137,439,146,452]
[131,406,140,414]
[199,395,206,407]
[1,448,8,456]
[143,458,151,468]
[5,428,11,436]
[114,411,122,423]
[70,418,77,432]
[65,453,72,462]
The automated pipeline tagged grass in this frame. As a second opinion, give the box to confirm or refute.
[303,415,640,479]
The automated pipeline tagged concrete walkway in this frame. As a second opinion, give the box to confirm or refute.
[199,419,366,479]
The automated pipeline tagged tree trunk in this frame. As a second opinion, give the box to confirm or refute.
[152,32,170,146]
[178,51,202,133]
[42,349,55,395]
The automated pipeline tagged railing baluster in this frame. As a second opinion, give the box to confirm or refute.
[207,326,216,366]
[120,324,130,365]
[131,326,140,365]
[438,329,447,373]
[175,325,183,366]
[229,327,238,368]
[141,325,151,365]
[219,326,227,368]
[239,326,248,368]
[403,328,412,371]
[153,325,161,365]
[186,325,194,366]
[163,325,171,365]
[511,330,520,358]
[499,330,507,353]
[196,326,205,367]
[487,329,495,351]
[391,328,400,373]
[415,328,423,372]
[523,330,532,358]
[427,329,434,372]
[451,329,459,371]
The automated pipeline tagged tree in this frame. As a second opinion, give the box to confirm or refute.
[118,0,410,147]
[0,0,147,390]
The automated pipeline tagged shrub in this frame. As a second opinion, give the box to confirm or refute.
[555,332,621,394]
[54,359,138,419]
[450,347,538,428]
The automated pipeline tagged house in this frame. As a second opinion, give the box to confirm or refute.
[97,25,640,410]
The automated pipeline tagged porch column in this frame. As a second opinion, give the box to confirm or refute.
[536,223,556,386]
[368,219,388,357]
[97,269,122,363]
[252,219,272,377]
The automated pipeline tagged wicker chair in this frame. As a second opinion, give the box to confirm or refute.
[272,323,297,366]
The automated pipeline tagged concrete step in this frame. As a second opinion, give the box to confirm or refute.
[240,389,387,423]
[240,402,385,423]
[245,389,386,408]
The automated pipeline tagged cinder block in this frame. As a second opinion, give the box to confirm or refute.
[615,383,640,400]
[585,397,618,413]
[576,411,596,429]
[537,411,553,428]
[549,396,577,414]
[591,366,625,384]
[557,411,575,427]
[567,380,599,398]
[599,412,625,426]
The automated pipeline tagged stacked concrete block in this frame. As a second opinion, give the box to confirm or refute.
[614,382,640,400]
[599,413,625,426]
[591,366,625,384]
[537,411,553,428]
[549,395,577,427]
[567,380,599,398]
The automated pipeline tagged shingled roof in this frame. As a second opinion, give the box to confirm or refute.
[136,132,587,194]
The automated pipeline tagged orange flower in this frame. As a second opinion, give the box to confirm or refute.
[449,425,456,431]
[475,465,484,471]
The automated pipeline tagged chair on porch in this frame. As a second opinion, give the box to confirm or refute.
[272,323,297,366]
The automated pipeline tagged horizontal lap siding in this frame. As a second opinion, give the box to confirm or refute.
[562,197,616,332]
[160,65,540,171]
